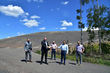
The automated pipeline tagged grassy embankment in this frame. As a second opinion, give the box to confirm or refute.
[36,42,110,66]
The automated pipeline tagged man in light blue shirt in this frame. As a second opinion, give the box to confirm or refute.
[59,40,68,65]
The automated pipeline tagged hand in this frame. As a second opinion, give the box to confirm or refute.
[81,51,83,54]
[24,49,27,52]
[82,50,84,53]
[66,52,68,54]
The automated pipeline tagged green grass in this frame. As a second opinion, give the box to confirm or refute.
[83,56,110,66]
[36,50,41,54]
[35,50,110,66]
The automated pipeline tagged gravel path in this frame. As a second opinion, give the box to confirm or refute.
[0,48,110,73]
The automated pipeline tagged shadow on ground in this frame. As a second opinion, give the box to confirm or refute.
[69,62,76,65]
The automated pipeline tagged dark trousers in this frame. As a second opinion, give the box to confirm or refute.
[25,51,32,61]
[51,49,56,60]
[61,50,66,64]
[76,51,82,64]
[41,50,48,63]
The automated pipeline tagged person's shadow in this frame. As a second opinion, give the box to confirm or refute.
[56,61,61,64]
[69,62,76,65]
[21,59,26,62]
[36,61,41,63]
[35,61,46,64]
[21,59,32,62]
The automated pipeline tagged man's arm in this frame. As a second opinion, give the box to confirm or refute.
[55,44,58,52]
[47,42,49,46]
[30,42,32,50]
[58,45,62,49]
[82,46,85,53]
[66,45,69,54]
[41,41,45,47]
[55,44,58,48]
[24,42,27,51]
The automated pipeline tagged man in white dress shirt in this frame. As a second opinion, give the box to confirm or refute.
[51,41,57,60]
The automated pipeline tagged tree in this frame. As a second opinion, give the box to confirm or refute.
[86,8,95,55]
[104,10,110,41]
[76,0,89,44]
[87,3,110,54]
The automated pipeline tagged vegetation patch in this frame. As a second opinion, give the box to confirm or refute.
[36,42,110,66]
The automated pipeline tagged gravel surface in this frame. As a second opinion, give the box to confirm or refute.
[0,48,110,73]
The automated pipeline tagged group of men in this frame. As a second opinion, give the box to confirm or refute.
[24,37,85,65]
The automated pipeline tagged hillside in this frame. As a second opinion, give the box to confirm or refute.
[0,31,97,51]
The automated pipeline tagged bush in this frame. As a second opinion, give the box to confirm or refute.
[101,42,110,54]
[84,44,99,55]
[84,42,110,55]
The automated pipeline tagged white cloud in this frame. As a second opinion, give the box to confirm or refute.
[21,15,40,27]
[31,15,40,19]
[62,1,69,5]
[24,19,39,27]
[7,36,11,38]
[25,12,29,16]
[17,32,25,36]
[60,27,67,30]
[61,20,73,26]
[39,27,46,30]
[83,27,99,31]
[27,0,43,3]
[21,19,28,22]
[22,19,39,27]
[0,5,24,17]
[21,12,29,18]
[82,27,88,31]
[56,28,58,29]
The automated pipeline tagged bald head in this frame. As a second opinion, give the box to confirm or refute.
[27,38,30,42]
[44,37,47,41]
[52,41,55,44]
[77,41,80,45]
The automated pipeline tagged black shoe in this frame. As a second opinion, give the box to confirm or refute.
[25,60,27,63]
[45,62,48,65]
[29,60,32,63]
[40,61,43,65]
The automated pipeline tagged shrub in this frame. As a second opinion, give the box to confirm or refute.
[101,42,110,54]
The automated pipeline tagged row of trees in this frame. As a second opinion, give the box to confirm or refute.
[76,0,110,54]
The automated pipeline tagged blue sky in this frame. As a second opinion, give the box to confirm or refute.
[0,0,110,39]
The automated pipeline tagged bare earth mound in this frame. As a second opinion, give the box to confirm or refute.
[0,31,98,51]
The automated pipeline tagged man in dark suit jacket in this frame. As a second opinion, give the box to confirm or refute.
[41,37,49,64]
